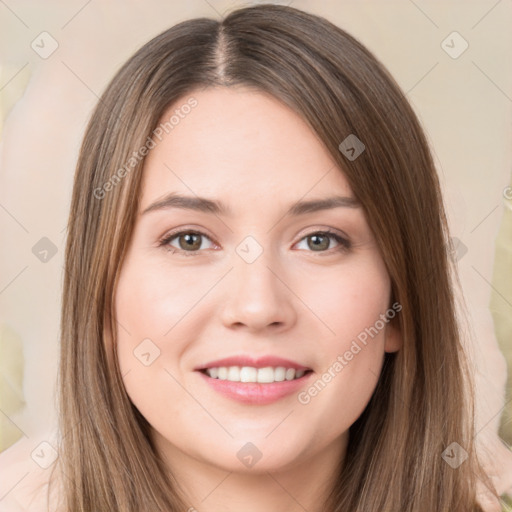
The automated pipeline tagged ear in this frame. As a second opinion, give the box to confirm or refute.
[384,318,402,353]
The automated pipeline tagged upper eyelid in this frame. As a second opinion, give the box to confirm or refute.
[161,228,217,246]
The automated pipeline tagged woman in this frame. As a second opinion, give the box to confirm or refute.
[0,4,504,511]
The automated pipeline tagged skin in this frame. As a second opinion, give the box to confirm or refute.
[114,86,402,512]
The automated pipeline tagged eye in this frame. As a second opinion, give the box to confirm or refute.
[158,230,216,256]
[158,228,351,257]
[295,230,351,254]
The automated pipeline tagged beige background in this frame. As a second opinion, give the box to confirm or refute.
[0,0,511,502]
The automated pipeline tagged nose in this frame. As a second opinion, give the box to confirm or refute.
[219,249,297,333]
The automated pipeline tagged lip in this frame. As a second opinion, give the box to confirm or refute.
[194,355,311,372]
[197,369,314,405]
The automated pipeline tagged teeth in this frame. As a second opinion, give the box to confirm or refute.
[240,366,257,382]
[205,366,308,383]
[227,366,240,382]
[273,367,286,382]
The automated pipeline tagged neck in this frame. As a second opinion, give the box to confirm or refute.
[155,433,348,512]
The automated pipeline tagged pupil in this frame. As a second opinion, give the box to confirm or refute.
[309,234,328,251]
[181,233,200,250]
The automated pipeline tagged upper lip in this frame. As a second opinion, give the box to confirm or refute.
[194,355,312,372]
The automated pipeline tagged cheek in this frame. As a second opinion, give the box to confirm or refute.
[304,255,391,344]
[113,257,189,377]
[293,256,391,428]
[115,255,207,344]
[113,258,196,427]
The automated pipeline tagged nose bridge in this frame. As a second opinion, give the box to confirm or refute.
[219,234,295,330]
[232,236,281,303]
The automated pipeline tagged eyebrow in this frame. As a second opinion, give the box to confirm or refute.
[141,192,361,217]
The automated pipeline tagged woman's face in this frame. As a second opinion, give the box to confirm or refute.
[114,86,401,474]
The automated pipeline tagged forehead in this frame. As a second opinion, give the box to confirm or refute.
[140,86,353,211]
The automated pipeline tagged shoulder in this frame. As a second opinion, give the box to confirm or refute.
[0,437,61,512]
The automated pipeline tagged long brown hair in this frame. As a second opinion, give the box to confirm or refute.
[56,4,498,511]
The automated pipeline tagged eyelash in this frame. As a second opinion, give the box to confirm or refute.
[157,228,351,257]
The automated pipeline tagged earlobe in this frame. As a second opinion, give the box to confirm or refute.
[384,322,402,353]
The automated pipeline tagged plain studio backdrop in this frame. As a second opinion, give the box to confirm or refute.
[0,0,511,501]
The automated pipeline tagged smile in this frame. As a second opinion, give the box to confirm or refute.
[197,367,313,405]
[202,366,310,383]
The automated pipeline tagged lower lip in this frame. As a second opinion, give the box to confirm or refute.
[196,370,313,405]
